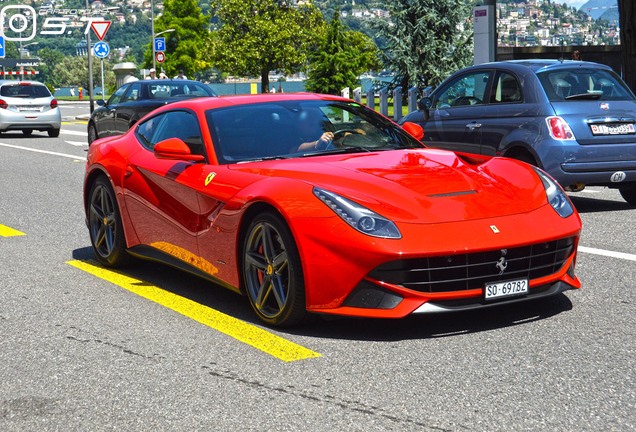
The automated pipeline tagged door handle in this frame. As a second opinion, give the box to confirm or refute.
[466,122,482,130]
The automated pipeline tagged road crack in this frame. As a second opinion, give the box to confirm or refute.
[201,363,452,431]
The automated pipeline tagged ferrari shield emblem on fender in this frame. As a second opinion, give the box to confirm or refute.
[205,172,217,186]
[490,225,500,234]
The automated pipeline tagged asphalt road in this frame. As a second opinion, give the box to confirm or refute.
[0,106,634,431]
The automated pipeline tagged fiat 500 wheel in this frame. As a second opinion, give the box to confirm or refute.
[619,184,636,206]
[242,212,306,327]
[88,176,130,267]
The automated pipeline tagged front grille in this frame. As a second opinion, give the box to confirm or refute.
[369,237,576,293]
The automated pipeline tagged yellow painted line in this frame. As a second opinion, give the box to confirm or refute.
[62,121,88,125]
[67,259,321,362]
[0,224,25,237]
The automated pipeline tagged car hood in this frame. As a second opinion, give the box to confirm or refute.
[230,149,547,223]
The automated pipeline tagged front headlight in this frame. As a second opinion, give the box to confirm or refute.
[533,167,574,218]
[313,187,402,239]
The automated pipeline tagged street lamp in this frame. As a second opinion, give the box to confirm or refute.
[20,42,38,59]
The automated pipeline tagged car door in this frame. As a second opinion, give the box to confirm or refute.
[94,83,129,137]
[123,110,211,259]
[113,81,143,134]
[424,70,493,154]
[476,71,528,156]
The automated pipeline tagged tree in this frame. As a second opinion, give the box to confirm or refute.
[372,0,473,92]
[306,11,380,95]
[52,56,116,92]
[618,0,636,91]
[148,0,212,78]
[37,48,66,88]
[209,0,325,93]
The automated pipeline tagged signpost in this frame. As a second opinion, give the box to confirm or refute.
[0,36,5,59]
[90,22,112,102]
[155,51,165,63]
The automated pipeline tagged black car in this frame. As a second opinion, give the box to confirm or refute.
[87,79,217,144]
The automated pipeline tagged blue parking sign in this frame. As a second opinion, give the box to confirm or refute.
[154,37,166,52]
[0,36,5,59]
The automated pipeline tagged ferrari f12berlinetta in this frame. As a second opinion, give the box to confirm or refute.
[84,93,581,326]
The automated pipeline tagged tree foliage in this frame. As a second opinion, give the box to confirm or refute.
[306,11,380,95]
[148,0,212,78]
[51,56,116,91]
[208,0,325,93]
[373,0,473,92]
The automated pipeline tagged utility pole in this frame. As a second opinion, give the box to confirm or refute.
[618,0,635,91]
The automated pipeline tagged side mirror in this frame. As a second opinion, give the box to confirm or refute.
[154,137,205,162]
[417,97,432,111]
[401,122,424,141]
[96,99,106,107]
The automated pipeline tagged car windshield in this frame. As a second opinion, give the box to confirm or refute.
[206,100,423,163]
[0,84,51,98]
[537,68,635,102]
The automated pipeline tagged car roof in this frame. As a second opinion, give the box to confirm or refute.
[163,92,352,111]
[473,59,613,74]
[0,80,47,86]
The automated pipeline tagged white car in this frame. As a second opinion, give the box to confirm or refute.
[0,80,61,137]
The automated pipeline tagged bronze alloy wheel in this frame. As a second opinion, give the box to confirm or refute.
[242,212,306,327]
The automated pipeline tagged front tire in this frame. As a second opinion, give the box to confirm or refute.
[88,123,98,145]
[242,212,306,327]
[88,176,131,267]
[619,184,636,206]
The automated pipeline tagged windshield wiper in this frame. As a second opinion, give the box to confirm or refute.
[236,155,290,163]
[300,146,374,157]
[565,92,603,100]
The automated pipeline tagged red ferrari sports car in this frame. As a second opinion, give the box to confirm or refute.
[84,93,582,326]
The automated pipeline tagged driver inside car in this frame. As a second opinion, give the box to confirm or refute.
[294,109,367,153]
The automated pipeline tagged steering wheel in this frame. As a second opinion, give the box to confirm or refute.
[451,96,481,106]
[331,128,364,146]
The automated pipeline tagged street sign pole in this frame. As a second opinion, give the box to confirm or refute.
[86,0,94,113]
[101,59,105,100]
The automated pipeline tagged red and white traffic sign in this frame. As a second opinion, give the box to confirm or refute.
[91,21,112,41]
[155,52,165,63]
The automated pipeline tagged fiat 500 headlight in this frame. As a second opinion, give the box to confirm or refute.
[313,187,402,239]
[533,167,574,218]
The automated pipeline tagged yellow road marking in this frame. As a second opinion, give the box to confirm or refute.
[0,224,25,237]
[67,259,321,362]
[62,121,88,125]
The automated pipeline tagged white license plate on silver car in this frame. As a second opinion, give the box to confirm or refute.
[485,279,528,300]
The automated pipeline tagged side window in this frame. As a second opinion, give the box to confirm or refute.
[434,72,490,108]
[107,84,128,105]
[136,113,166,151]
[492,73,522,103]
[138,111,205,156]
[122,82,141,103]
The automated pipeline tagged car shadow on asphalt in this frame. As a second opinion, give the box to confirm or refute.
[570,195,634,213]
[71,247,574,341]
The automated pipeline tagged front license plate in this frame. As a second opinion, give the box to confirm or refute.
[590,123,635,136]
[484,279,528,300]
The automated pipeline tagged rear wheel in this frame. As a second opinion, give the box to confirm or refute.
[22,129,32,136]
[88,176,131,267]
[88,123,98,145]
[242,212,306,327]
[48,128,60,138]
[619,184,636,206]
